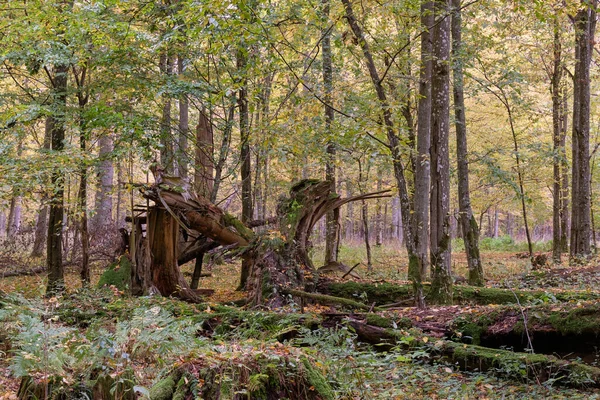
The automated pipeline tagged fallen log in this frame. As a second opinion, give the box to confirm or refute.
[449,302,600,354]
[0,266,45,278]
[321,281,600,306]
[281,288,380,311]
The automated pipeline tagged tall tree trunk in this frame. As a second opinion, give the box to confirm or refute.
[570,1,596,260]
[551,13,567,264]
[451,0,483,286]
[159,53,174,174]
[93,134,114,232]
[237,46,253,289]
[178,56,189,179]
[429,0,453,304]
[323,0,339,265]
[358,159,372,271]
[191,112,215,290]
[75,65,90,286]
[46,64,68,295]
[415,0,433,280]
[560,86,570,253]
[212,104,234,203]
[32,120,52,257]
[342,0,424,308]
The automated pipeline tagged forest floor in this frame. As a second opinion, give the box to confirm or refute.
[1,244,600,399]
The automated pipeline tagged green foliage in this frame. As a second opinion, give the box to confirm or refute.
[97,256,132,291]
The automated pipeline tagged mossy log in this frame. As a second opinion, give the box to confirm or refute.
[450,302,600,354]
[17,372,136,400]
[282,288,380,311]
[321,314,600,388]
[437,341,600,387]
[149,354,335,400]
[321,280,600,306]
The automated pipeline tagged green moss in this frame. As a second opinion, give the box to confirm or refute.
[546,306,600,335]
[441,341,600,387]
[149,375,177,400]
[97,256,132,291]
[301,357,335,400]
[326,281,600,306]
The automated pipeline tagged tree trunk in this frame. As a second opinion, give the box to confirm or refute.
[358,160,372,271]
[46,64,68,296]
[178,55,189,179]
[415,0,434,280]
[345,179,354,240]
[31,206,49,258]
[551,13,567,264]
[375,175,383,246]
[570,1,596,260]
[147,208,201,302]
[6,195,22,237]
[323,0,339,265]
[342,0,424,308]
[451,0,483,286]
[560,86,570,253]
[190,112,215,290]
[237,47,253,289]
[159,53,174,174]
[78,109,90,286]
[93,134,114,232]
[429,0,453,304]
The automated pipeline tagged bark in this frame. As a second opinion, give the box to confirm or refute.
[78,98,90,285]
[428,0,453,304]
[451,0,483,286]
[159,53,174,174]
[570,1,596,260]
[194,112,214,200]
[551,14,568,264]
[342,0,424,308]
[415,0,434,280]
[237,47,253,289]
[178,56,189,179]
[323,0,339,265]
[190,112,215,290]
[46,64,68,295]
[345,180,354,239]
[93,134,114,231]
[147,208,202,302]
[6,195,22,237]
[560,86,570,253]
[31,122,53,257]
[212,104,234,202]
[358,160,372,271]
[374,175,383,246]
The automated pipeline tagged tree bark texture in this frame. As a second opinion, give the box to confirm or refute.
[551,14,568,264]
[415,0,433,280]
[93,134,114,232]
[570,1,596,260]
[429,0,453,304]
[178,55,189,179]
[159,53,175,174]
[451,0,483,286]
[323,0,339,265]
[46,64,68,295]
